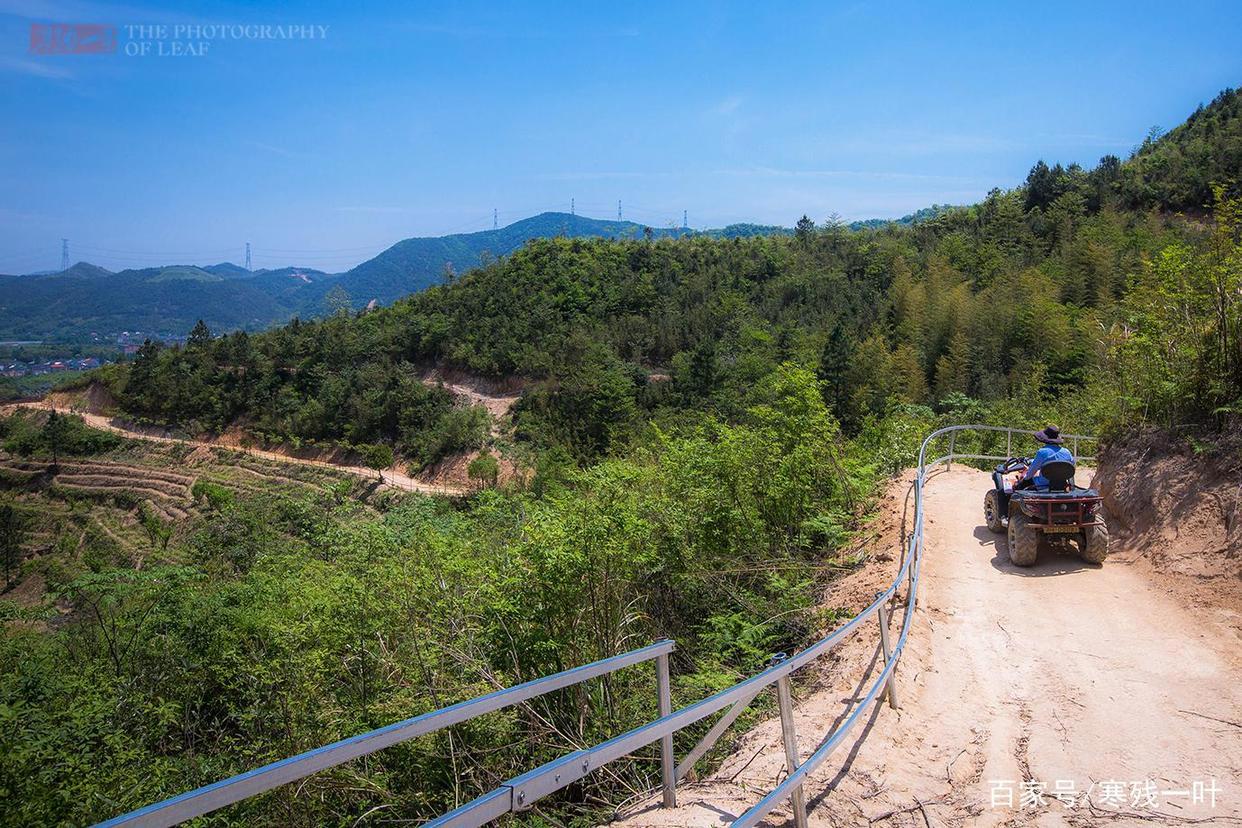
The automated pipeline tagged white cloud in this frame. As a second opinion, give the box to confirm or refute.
[333,206,410,214]
[0,55,73,78]
[714,165,991,183]
[246,141,317,160]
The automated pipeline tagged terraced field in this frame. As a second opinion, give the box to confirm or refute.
[0,435,375,614]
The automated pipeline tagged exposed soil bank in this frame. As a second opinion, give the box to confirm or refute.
[1093,428,1241,588]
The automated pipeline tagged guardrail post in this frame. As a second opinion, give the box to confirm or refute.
[772,654,809,828]
[946,431,956,470]
[1072,436,1079,464]
[876,596,898,710]
[656,653,676,808]
[1006,428,1012,459]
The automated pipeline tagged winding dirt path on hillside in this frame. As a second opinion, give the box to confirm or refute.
[418,370,522,421]
[2,401,467,496]
[613,468,1242,827]
[417,368,524,438]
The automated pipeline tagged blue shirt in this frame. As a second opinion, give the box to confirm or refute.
[1025,445,1073,488]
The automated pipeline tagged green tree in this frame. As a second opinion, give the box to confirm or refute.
[467,450,500,489]
[794,214,816,243]
[891,344,929,403]
[42,409,69,468]
[0,500,24,588]
[139,502,173,556]
[187,319,212,348]
[324,285,352,316]
[817,319,854,425]
[933,329,972,400]
[359,443,394,479]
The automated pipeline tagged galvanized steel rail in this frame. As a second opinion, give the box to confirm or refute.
[97,641,677,827]
[96,424,1095,828]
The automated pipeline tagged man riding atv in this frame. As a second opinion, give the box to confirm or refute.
[1014,425,1074,490]
[983,424,1109,566]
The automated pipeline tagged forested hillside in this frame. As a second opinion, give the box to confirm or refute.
[298,211,708,313]
[115,89,1242,463]
[0,264,335,340]
[2,90,1240,827]
[0,215,785,341]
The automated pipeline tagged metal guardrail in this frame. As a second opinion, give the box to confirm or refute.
[96,424,1096,828]
[97,641,676,827]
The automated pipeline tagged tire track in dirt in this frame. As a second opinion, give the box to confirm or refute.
[611,468,1242,827]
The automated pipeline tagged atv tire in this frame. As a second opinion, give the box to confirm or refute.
[984,489,1005,533]
[1079,522,1109,564]
[1006,508,1039,566]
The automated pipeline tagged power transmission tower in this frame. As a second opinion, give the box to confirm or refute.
[493,209,498,230]
[571,198,575,217]
[682,210,688,230]
[245,242,252,271]
[60,239,69,271]
[618,200,622,221]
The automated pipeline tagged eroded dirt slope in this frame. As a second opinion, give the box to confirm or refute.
[612,468,1242,827]
[1092,431,1241,611]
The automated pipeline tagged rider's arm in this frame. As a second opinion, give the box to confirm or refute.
[1021,446,1052,480]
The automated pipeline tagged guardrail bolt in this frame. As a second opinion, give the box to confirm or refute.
[582,759,590,772]
[517,791,525,804]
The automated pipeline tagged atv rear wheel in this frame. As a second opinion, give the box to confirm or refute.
[1079,522,1109,563]
[1006,507,1039,566]
[984,489,1004,533]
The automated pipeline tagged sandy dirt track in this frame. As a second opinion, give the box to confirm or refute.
[3,401,467,496]
[418,368,523,425]
[613,468,1242,827]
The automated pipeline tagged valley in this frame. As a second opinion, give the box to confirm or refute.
[0,63,1239,828]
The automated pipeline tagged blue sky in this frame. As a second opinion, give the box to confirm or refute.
[1,0,1239,274]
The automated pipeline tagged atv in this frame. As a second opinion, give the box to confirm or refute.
[983,457,1109,566]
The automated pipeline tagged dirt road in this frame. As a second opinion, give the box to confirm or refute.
[417,368,523,437]
[614,468,1242,826]
[3,401,466,496]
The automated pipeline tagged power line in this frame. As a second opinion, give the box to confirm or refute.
[253,243,387,254]
[74,244,240,257]
[0,247,51,264]
[19,203,718,274]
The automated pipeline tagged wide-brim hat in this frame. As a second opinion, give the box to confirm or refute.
[1034,425,1064,445]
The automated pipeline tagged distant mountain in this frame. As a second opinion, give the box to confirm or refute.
[0,265,302,340]
[848,204,961,230]
[0,210,942,341]
[203,262,252,279]
[255,266,333,283]
[145,265,226,283]
[705,223,792,239]
[20,261,114,279]
[203,263,335,283]
[303,213,677,312]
